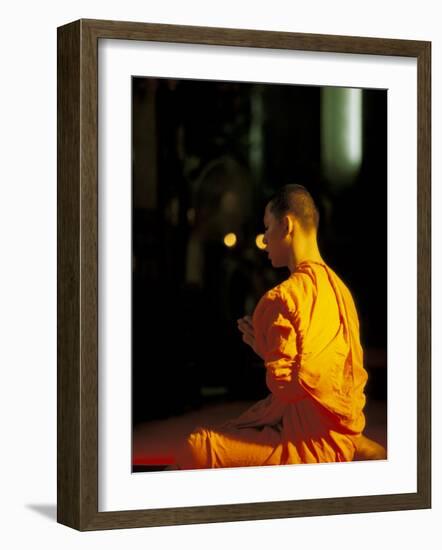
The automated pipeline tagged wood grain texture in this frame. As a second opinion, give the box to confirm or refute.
[57,18,431,531]
[416,41,431,507]
[79,20,100,529]
[57,20,81,529]
[83,18,427,56]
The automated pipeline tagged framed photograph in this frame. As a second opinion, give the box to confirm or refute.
[57,19,431,530]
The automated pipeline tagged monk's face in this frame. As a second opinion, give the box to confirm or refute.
[263,204,289,268]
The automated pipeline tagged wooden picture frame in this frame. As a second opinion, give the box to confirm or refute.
[57,18,431,531]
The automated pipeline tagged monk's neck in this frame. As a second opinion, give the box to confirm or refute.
[288,241,324,274]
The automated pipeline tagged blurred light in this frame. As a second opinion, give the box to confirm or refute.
[187,208,196,225]
[255,234,266,250]
[224,233,237,247]
[347,88,363,165]
[321,87,363,187]
[221,191,238,213]
[166,196,179,226]
[249,86,264,181]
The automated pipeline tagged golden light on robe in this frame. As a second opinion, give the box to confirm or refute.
[255,234,266,250]
[223,233,237,247]
[175,261,372,469]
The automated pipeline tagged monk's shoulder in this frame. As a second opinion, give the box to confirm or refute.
[279,271,316,312]
[255,284,285,311]
[252,283,290,326]
[254,271,316,320]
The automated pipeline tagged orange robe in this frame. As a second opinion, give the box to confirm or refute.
[177,260,368,469]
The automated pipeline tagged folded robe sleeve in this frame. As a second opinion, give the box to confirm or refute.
[253,290,307,403]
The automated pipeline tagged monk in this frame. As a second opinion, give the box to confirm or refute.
[175,184,386,469]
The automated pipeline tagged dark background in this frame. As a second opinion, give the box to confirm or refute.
[132,77,387,425]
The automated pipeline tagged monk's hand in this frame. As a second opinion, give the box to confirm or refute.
[270,366,293,382]
[237,315,263,360]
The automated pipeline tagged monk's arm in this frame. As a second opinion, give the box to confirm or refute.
[237,315,264,360]
[253,292,307,403]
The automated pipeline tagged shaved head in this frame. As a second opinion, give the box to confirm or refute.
[268,184,319,233]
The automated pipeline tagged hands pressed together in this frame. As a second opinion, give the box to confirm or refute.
[237,315,293,382]
[237,315,262,358]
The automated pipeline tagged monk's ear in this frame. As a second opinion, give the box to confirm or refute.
[283,215,295,237]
